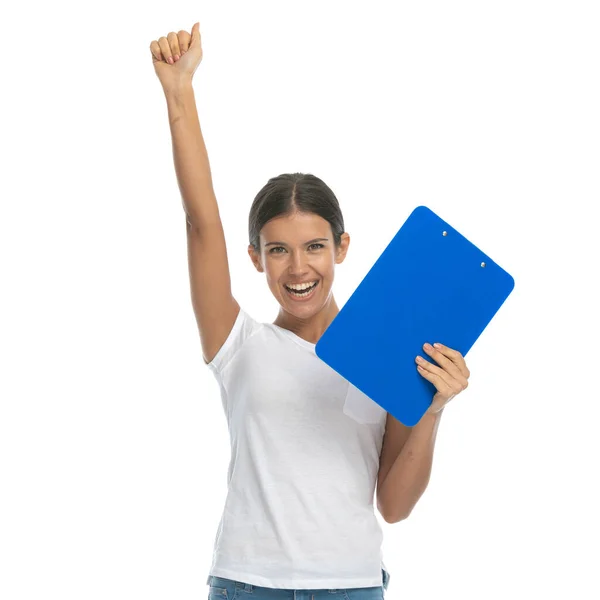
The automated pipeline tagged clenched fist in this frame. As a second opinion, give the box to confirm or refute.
[150,22,203,91]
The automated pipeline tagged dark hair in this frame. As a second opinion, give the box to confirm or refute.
[248,173,345,252]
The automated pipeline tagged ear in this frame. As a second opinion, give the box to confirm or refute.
[248,244,264,273]
[335,232,350,264]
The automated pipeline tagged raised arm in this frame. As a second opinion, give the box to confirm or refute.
[151,23,240,364]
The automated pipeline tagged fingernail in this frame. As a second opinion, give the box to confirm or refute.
[167,56,174,64]
[174,54,180,61]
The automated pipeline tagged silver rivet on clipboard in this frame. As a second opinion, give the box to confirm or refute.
[481,262,486,268]
[442,231,448,236]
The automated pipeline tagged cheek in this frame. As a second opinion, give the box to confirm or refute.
[317,254,336,274]
[263,261,284,285]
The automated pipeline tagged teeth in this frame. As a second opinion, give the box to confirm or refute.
[286,281,317,291]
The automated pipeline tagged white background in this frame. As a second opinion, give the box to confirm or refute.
[1,1,599,599]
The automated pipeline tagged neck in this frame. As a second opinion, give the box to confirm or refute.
[273,295,339,344]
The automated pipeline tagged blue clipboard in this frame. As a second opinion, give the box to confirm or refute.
[315,205,515,426]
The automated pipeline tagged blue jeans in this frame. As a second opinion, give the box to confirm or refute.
[207,568,390,600]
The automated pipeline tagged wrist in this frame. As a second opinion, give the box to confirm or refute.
[424,405,445,419]
[163,77,194,98]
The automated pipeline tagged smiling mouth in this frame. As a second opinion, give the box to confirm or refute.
[284,281,319,298]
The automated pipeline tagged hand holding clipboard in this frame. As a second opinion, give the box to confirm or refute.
[315,206,515,426]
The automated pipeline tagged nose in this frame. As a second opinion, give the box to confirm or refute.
[288,249,309,277]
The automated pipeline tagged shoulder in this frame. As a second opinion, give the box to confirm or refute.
[206,307,264,374]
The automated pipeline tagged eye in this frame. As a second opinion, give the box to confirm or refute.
[268,243,324,254]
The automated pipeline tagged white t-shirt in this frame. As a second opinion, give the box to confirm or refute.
[205,307,389,589]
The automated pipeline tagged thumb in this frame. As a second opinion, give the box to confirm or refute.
[190,22,200,45]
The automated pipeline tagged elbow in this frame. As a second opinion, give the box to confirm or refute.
[382,510,410,524]
[378,499,411,524]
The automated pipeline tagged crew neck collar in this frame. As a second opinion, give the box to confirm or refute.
[270,323,317,352]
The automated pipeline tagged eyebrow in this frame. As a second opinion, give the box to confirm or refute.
[264,238,329,247]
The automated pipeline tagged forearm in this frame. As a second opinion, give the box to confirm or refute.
[164,81,219,229]
[377,409,444,523]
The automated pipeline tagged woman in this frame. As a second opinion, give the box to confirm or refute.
[150,22,471,600]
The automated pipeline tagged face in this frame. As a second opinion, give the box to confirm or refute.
[248,211,350,318]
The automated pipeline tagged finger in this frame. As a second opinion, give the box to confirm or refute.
[417,356,469,394]
[167,31,181,60]
[416,356,456,391]
[178,29,191,53]
[190,21,201,46]
[158,36,173,64]
[432,343,469,375]
[417,365,457,397]
[149,40,163,62]
[426,343,470,379]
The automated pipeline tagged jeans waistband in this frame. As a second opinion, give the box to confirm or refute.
[208,568,391,591]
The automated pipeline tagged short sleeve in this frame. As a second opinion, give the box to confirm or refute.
[206,307,261,376]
